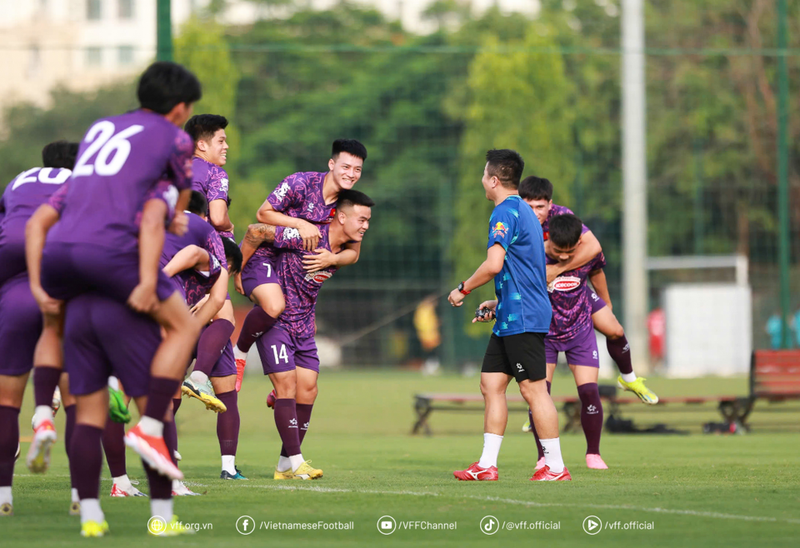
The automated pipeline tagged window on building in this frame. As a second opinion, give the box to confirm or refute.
[118,45,134,66]
[86,46,102,67]
[119,0,134,19]
[87,0,102,20]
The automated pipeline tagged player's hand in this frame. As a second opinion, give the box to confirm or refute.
[472,300,497,323]
[546,263,563,283]
[168,210,189,237]
[303,248,336,271]
[448,289,465,307]
[127,283,159,314]
[190,294,210,315]
[234,272,245,295]
[31,286,63,316]
[297,220,321,252]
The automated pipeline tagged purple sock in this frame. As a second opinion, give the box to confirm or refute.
[172,398,182,416]
[102,420,127,478]
[530,381,551,460]
[144,377,181,423]
[69,424,103,500]
[195,320,234,377]
[0,405,20,487]
[236,306,277,353]
[64,404,76,488]
[33,366,61,408]
[164,419,178,465]
[607,335,633,376]
[143,421,174,499]
[216,391,239,456]
[281,403,313,457]
[274,398,301,457]
[577,383,603,455]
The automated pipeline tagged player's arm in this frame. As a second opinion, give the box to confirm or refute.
[257,200,320,252]
[239,222,279,270]
[208,199,234,233]
[128,199,169,314]
[303,240,361,271]
[168,189,191,237]
[25,204,62,314]
[589,268,613,310]
[545,230,602,283]
[192,269,229,326]
[163,245,210,277]
[448,244,506,307]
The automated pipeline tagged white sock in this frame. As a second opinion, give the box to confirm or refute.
[540,438,565,474]
[189,371,209,385]
[33,405,54,427]
[277,456,291,472]
[112,474,131,489]
[71,488,79,503]
[234,346,247,362]
[0,486,11,506]
[80,498,104,524]
[137,416,164,437]
[289,454,305,472]
[478,433,503,469]
[151,498,173,521]
[221,455,236,474]
[108,376,120,391]
[620,372,637,383]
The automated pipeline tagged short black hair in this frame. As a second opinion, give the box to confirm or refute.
[222,237,243,275]
[42,140,79,169]
[485,149,524,189]
[332,139,367,162]
[338,189,375,210]
[548,214,583,249]
[137,62,202,115]
[188,191,208,216]
[518,176,553,201]
[184,114,228,144]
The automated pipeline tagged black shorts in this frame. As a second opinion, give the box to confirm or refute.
[482,332,547,383]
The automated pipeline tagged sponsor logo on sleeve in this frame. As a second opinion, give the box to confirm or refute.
[220,177,229,192]
[283,227,300,240]
[273,182,290,201]
[491,222,509,239]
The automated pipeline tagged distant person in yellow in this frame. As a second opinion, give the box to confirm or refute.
[414,296,441,372]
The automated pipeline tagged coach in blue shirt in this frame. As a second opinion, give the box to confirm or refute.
[448,149,570,482]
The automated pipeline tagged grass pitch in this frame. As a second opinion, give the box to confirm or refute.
[4,371,799,547]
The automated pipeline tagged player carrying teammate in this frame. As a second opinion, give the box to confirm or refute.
[233,139,367,390]
[449,149,570,482]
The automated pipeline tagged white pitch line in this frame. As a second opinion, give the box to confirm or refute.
[238,483,800,525]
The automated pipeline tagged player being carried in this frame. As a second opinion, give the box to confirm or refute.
[519,176,658,405]
[240,190,374,480]
[233,139,367,391]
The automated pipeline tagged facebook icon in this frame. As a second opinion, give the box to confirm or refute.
[237,515,255,535]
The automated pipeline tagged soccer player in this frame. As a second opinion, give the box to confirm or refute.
[543,214,609,469]
[449,149,570,482]
[233,139,367,391]
[63,292,194,537]
[31,62,203,480]
[244,190,373,479]
[518,175,658,405]
[0,141,78,516]
[184,115,240,401]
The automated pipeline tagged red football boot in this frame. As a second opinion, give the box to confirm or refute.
[453,462,498,481]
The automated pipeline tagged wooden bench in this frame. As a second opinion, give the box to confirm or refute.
[411,350,800,435]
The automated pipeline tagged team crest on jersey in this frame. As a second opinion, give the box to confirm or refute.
[491,222,509,239]
[550,276,581,292]
[307,203,315,212]
[305,270,333,284]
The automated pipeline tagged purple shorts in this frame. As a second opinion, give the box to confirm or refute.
[41,242,176,304]
[63,293,161,397]
[0,234,26,287]
[0,273,42,376]
[241,255,278,299]
[545,322,599,367]
[211,341,237,378]
[589,291,607,315]
[255,326,319,375]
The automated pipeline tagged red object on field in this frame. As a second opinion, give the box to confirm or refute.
[647,308,665,361]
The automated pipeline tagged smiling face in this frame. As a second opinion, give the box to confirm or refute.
[328,152,363,191]
[197,128,228,167]
[338,203,371,242]
[523,197,552,225]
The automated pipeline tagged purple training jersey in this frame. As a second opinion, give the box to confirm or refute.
[192,156,233,240]
[542,204,575,241]
[546,252,606,342]
[0,167,71,286]
[252,171,337,262]
[48,109,193,254]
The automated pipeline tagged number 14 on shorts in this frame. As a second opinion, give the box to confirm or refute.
[271,344,289,364]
